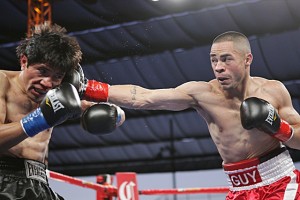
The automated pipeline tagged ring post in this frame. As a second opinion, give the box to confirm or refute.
[116,172,139,200]
[96,174,113,200]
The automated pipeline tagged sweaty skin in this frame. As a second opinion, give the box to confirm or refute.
[107,40,300,164]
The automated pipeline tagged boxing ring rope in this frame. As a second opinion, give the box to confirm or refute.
[48,170,117,198]
[47,170,229,199]
[140,187,229,195]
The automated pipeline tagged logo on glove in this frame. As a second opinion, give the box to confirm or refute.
[45,91,65,112]
[265,103,275,125]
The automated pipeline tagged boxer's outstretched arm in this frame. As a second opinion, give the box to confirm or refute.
[108,81,207,111]
[63,65,206,110]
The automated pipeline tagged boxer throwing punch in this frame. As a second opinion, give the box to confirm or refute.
[0,23,124,200]
[74,31,300,199]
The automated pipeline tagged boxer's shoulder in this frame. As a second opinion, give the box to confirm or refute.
[0,70,8,84]
[0,70,19,78]
[0,70,20,89]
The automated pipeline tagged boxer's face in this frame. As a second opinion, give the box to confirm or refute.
[210,41,249,90]
[20,56,65,102]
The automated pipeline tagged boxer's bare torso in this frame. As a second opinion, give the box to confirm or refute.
[109,77,285,163]
[194,78,281,163]
[0,70,52,163]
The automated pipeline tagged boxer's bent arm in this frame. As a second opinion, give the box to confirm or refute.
[272,81,300,149]
[282,107,300,149]
[278,97,300,149]
[108,81,204,111]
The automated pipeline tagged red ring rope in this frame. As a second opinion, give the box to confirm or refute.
[48,170,117,196]
[48,170,228,198]
[139,187,229,195]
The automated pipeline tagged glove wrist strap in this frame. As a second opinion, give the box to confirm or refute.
[20,108,50,137]
[273,120,293,142]
[84,80,109,102]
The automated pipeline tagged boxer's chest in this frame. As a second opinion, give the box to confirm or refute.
[5,88,37,123]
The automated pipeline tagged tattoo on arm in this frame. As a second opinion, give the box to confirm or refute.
[130,86,137,101]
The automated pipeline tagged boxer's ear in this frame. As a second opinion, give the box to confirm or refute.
[20,55,28,70]
[245,53,253,67]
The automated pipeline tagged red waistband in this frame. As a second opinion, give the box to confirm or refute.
[223,147,286,171]
[223,157,259,171]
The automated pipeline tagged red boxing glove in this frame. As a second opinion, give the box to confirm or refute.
[84,80,109,102]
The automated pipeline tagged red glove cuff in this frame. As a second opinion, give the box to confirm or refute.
[273,120,293,142]
[84,80,109,102]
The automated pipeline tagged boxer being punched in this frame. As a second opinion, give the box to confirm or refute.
[75,31,300,199]
[0,23,124,200]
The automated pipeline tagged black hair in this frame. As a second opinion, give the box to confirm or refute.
[16,22,82,74]
[212,31,251,53]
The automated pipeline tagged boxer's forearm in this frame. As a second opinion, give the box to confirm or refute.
[108,85,146,108]
[108,85,191,111]
[284,125,300,149]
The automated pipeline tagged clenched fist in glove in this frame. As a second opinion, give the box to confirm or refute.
[240,97,294,142]
[63,64,109,102]
[81,103,125,134]
[21,83,81,137]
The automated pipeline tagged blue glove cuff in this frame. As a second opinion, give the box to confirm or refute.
[21,108,50,137]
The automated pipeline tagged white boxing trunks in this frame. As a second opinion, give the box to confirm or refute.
[223,147,300,200]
